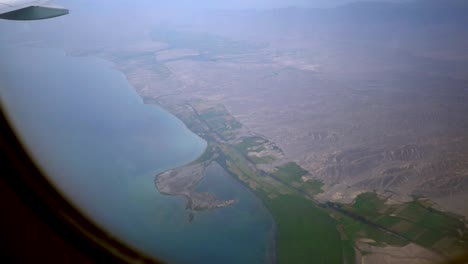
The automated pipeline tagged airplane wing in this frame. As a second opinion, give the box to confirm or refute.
[0,0,68,20]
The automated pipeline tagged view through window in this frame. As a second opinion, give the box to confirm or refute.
[1,0,468,263]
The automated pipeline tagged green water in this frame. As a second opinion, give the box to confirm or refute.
[0,47,274,264]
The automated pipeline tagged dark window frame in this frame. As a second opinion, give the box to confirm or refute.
[0,107,162,264]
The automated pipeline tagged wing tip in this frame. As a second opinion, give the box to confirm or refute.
[0,5,69,20]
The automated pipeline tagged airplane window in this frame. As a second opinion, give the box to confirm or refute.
[1,0,468,263]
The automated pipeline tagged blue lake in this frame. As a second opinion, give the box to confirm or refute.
[0,47,274,263]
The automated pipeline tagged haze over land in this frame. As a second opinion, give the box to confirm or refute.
[1,0,468,263]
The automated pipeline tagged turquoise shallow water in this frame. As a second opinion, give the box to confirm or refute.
[0,47,274,263]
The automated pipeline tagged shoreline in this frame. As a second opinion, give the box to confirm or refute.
[63,46,280,262]
[154,160,235,211]
[83,46,466,263]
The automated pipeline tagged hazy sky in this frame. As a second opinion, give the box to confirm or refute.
[64,0,412,11]
[152,0,356,9]
[152,0,413,9]
[163,0,414,9]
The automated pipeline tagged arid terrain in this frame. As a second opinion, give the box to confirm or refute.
[85,7,468,218]
[19,1,468,263]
